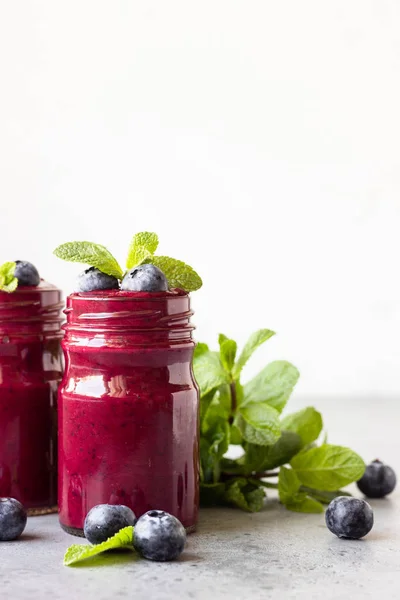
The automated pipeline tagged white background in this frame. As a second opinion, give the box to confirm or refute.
[0,1,399,400]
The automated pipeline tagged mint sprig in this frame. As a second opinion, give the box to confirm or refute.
[64,526,134,566]
[53,231,202,292]
[193,328,366,514]
[126,232,159,269]
[0,261,18,293]
[54,242,124,279]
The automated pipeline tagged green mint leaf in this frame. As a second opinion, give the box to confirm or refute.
[299,487,352,505]
[230,422,243,445]
[278,466,301,504]
[240,431,302,473]
[200,389,217,425]
[218,335,237,374]
[194,342,209,359]
[64,526,134,566]
[144,256,202,292]
[243,360,300,413]
[126,232,159,269]
[285,496,324,514]
[280,407,323,446]
[54,242,124,279]
[236,401,281,446]
[232,329,275,379]
[193,350,229,396]
[199,482,226,506]
[201,384,231,432]
[290,444,365,491]
[0,262,18,293]
[224,478,265,512]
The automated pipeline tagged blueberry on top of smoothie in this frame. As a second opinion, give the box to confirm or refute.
[14,261,40,286]
[0,497,27,541]
[84,504,137,545]
[357,459,397,498]
[133,510,186,561]
[121,264,168,292]
[325,496,374,539]
[75,267,120,293]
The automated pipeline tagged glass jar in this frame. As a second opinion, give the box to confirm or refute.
[0,283,64,514]
[58,289,199,536]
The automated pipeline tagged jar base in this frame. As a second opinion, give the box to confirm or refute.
[60,521,197,537]
[27,505,58,517]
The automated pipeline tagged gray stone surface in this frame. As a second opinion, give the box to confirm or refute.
[1,397,400,599]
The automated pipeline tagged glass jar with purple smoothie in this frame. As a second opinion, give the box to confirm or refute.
[55,235,202,536]
[0,261,64,514]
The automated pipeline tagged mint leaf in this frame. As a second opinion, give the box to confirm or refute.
[290,444,365,491]
[144,256,202,292]
[278,466,301,503]
[243,361,300,413]
[278,466,323,512]
[285,496,324,513]
[193,350,229,396]
[0,261,18,293]
[232,329,275,379]
[218,334,237,374]
[54,242,124,279]
[199,482,226,506]
[236,402,281,446]
[224,478,265,512]
[64,526,134,566]
[230,423,243,445]
[240,431,302,473]
[299,487,351,505]
[126,232,159,269]
[281,407,323,446]
[194,342,209,358]
[202,384,231,432]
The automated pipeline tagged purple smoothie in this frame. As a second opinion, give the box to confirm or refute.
[0,283,63,511]
[58,289,199,535]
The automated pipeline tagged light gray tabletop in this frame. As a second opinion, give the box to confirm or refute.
[1,396,399,600]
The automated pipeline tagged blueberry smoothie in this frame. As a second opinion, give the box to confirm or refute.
[0,262,63,512]
[58,288,199,534]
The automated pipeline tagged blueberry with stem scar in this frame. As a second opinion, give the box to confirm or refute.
[133,510,186,561]
[121,264,168,292]
[75,267,120,293]
[14,261,40,286]
[357,459,396,498]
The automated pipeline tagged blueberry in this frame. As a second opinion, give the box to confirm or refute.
[14,261,40,286]
[83,504,137,545]
[325,496,374,539]
[120,264,168,292]
[75,267,120,293]
[0,498,27,541]
[357,459,396,498]
[133,510,186,561]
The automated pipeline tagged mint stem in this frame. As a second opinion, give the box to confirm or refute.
[228,381,237,425]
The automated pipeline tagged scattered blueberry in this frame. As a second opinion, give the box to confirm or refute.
[83,504,137,545]
[75,267,120,293]
[14,261,40,286]
[0,498,27,541]
[357,459,397,498]
[120,264,168,292]
[325,496,374,539]
[133,510,186,561]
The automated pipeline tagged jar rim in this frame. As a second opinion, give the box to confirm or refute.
[68,288,188,302]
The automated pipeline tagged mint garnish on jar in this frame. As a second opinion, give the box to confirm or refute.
[53,232,202,293]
